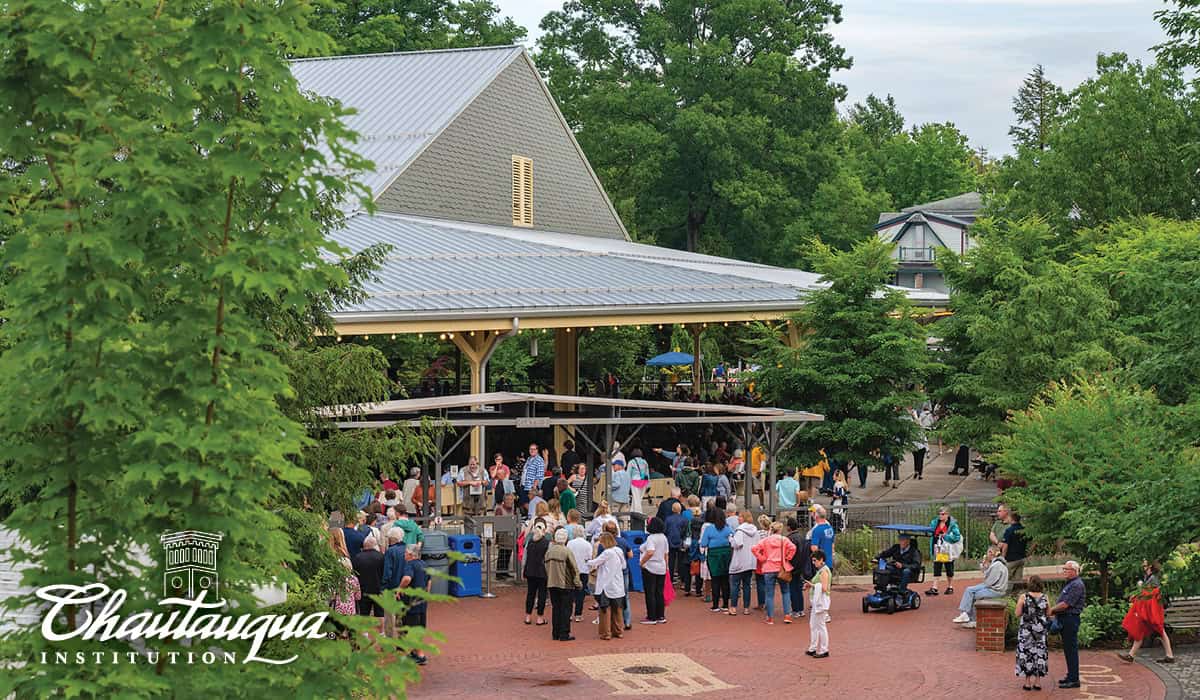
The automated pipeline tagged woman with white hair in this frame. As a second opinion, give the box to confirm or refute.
[545,527,581,641]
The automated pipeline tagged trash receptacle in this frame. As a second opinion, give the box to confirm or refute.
[448,534,481,597]
[422,530,451,596]
[624,530,646,593]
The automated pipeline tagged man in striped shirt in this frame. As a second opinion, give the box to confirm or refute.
[521,442,545,508]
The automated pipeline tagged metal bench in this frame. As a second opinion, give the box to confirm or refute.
[1165,596,1200,631]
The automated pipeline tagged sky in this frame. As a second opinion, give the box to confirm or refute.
[493,0,1169,156]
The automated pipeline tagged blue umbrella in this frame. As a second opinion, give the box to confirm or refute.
[646,351,695,367]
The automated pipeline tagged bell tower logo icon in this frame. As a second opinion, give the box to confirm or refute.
[160,530,223,600]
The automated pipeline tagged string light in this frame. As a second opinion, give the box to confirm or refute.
[469,331,475,337]
[448,332,455,339]
[439,333,446,340]
[390,334,396,340]
[362,335,369,340]
[566,327,572,333]
[418,333,423,339]
[589,326,595,332]
[336,335,342,342]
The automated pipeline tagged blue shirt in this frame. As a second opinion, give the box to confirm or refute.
[342,526,366,559]
[401,558,429,614]
[699,523,732,549]
[521,455,546,491]
[664,513,689,548]
[1058,576,1086,615]
[381,542,407,591]
[610,469,632,504]
[699,473,718,497]
[810,522,835,568]
[775,477,800,509]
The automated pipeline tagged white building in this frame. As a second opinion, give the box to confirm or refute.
[875,191,982,293]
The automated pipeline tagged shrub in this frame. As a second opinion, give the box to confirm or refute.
[1078,602,1126,647]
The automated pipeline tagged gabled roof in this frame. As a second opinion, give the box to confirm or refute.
[327,212,947,325]
[291,45,524,201]
[875,209,972,230]
[877,191,983,227]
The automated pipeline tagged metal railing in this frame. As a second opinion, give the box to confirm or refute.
[898,246,937,262]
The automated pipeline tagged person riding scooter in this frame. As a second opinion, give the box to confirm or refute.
[877,533,923,592]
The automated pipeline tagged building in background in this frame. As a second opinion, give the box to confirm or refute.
[875,192,982,292]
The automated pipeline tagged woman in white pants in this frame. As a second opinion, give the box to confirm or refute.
[805,549,831,658]
[627,448,650,515]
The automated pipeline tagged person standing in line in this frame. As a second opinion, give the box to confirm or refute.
[569,463,591,513]
[588,532,627,640]
[687,496,707,598]
[808,505,835,572]
[557,478,577,516]
[398,544,430,665]
[753,513,772,611]
[1015,575,1049,691]
[566,529,592,623]
[805,550,831,658]
[328,529,361,622]
[700,510,734,612]
[545,528,581,641]
[728,511,758,616]
[1119,560,1176,664]
[627,448,651,515]
[753,522,797,625]
[523,522,550,626]
[785,517,809,619]
[560,440,581,477]
[664,502,690,588]
[380,528,408,638]
[1049,561,1086,689]
[459,456,487,515]
[639,517,670,624]
[352,533,385,625]
[609,459,632,514]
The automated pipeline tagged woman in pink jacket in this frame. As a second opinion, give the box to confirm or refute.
[752,522,798,624]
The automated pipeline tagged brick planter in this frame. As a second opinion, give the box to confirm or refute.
[974,598,1008,652]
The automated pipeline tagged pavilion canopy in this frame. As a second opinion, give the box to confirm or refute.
[645,351,695,367]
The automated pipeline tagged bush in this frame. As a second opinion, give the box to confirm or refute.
[833,525,877,573]
[1078,602,1126,648]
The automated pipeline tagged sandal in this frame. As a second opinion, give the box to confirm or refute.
[945,587,954,594]
[524,618,532,625]
[925,588,939,596]
[535,619,547,626]
[1156,657,1176,664]
[1117,653,1134,662]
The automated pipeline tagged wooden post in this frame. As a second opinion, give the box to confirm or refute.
[553,327,579,450]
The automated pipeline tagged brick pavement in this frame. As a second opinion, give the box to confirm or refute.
[408,582,1165,700]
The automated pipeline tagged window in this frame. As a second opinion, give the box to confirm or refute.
[511,155,533,227]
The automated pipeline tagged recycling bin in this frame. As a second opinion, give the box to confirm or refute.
[624,530,647,593]
[421,529,451,596]
[447,533,482,597]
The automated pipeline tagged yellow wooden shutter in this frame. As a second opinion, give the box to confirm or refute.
[511,155,533,227]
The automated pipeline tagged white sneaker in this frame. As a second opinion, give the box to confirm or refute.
[824,614,831,623]
[962,621,977,629]
[952,613,970,623]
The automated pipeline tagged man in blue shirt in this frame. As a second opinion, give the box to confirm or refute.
[380,529,407,638]
[775,468,802,514]
[809,505,835,570]
[520,442,545,505]
[1050,561,1086,689]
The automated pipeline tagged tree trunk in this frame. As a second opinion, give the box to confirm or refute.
[1099,559,1110,603]
[686,201,707,253]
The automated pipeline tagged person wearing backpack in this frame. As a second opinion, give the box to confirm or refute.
[627,448,651,515]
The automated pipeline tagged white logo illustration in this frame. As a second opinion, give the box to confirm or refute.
[160,530,223,600]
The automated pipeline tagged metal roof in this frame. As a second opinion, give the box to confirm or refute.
[291,45,523,201]
[327,212,947,323]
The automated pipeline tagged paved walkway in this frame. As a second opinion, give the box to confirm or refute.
[857,447,999,504]
[1137,643,1200,700]
[410,582,1164,699]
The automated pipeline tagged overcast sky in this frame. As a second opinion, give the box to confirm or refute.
[495,0,1168,156]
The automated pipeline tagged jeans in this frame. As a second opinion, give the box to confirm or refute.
[730,571,753,609]
[755,573,767,607]
[622,570,632,627]
[711,572,731,609]
[1059,613,1081,682]
[763,571,792,619]
[669,547,689,584]
[958,583,1004,621]
[856,462,868,488]
[884,460,899,482]
[643,570,665,620]
[574,573,588,615]
[788,574,805,615]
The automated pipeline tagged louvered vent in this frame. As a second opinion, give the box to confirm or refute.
[511,155,533,227]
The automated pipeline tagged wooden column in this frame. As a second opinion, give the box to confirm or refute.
[553,327,579,450]
[450,327,515,461]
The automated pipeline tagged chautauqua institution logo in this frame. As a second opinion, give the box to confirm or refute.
[35,530,328,666]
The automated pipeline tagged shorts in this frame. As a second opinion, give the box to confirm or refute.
[358,598,384,617]
[403,609,427,627]
[933,560,955,577]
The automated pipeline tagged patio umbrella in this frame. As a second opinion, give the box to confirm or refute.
[645,351,695,367]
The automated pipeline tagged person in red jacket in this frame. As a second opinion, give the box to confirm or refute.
[1119,560,1175,664]
[752,522,797,624]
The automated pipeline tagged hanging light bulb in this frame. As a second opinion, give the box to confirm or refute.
[390,334,396,340]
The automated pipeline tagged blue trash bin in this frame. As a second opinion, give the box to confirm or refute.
[448,534,482,597]
[624,530,646,593]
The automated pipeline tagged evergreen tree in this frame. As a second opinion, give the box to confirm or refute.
[847,93,905,147]
[754,239,932,470]
[1008,64,1065,152]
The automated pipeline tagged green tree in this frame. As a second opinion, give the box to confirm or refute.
[1077,217,1200,407]
[0,1,420,695]
[1008,64,1066,152]
[754,239,931,470]
[995,375,1200,599]
[935,218,1116,449]
[874,122,978,208]
[847,93,905,147]
[989,54,1200,229]
[535,0,850,263]
[1155,0,1200,71]
[791,165,893,264]
[307,0,526,56]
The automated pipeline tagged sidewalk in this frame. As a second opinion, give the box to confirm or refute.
[855,447,999,504]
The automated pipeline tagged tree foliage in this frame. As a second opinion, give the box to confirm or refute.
[0,0,421,695]
[871,122,978,209]
[995,375,1200,599]
[535,0,850,264]
[754,239,931,469]
[988,53,1200,229]
[847,93,905,147]
[307,0,526,56]
[1009,64,1066,152]
[1077,218,1200,407]
[935,218,1116,448]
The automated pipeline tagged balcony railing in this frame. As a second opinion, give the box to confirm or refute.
[898,246,937,262]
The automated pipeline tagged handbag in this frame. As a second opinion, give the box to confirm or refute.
[935,542,951,563]
[777,537,793,583]
[690,560,701,576]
